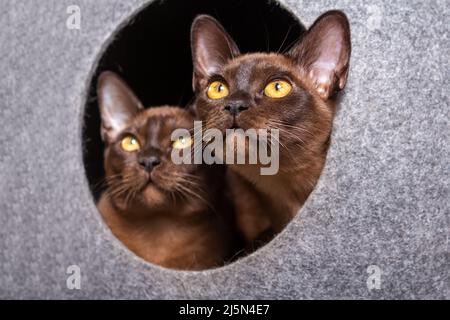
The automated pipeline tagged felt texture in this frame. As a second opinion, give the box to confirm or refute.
[0,0,448,299]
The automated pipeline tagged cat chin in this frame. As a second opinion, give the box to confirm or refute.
[140,183,167,208]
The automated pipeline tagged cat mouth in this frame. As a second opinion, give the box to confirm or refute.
[144,179,163,193]
[213,116,245,131]
[143,173,158,187]
[230,117,241,129]
[147,175,159,186]
[145,173,166,191]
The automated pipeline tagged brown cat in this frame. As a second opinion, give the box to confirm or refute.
[190,12,351,244]
[96,71,238,270]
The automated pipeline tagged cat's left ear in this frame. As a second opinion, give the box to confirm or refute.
[97,71,143,143]
[288,10,351,100]
[191,15,240,91]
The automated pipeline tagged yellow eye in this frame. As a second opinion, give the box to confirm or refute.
[264,80,292,98]
[207,81,229,100]
[121,135,140,152]
[172,136,193,150]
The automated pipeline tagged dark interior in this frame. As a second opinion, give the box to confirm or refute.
[83,0,305,199]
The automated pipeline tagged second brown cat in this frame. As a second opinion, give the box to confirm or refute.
[96,71,238,270]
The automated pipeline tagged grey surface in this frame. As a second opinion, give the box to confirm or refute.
[0,0,449,299]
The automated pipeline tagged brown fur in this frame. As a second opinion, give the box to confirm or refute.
[96,72,238,270]
[190,12,351,245]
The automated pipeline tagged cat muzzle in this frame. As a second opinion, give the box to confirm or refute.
[138,156,161,172]
[223,103,249,116]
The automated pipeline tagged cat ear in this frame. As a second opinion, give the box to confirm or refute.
[97,71,143,143]
[191,15,240,91]
[288,10,351,100]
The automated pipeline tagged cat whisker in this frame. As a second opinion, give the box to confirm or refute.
[93,173,123,191]
[267,132,295,161]
[281,34,303,54]
[266,122,317,154]
[277,24,294,54]
[269,119,329,135]
[170,172,204,182]
[174,176,215,213]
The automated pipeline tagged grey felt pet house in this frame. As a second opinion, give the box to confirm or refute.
[0,0,448,299]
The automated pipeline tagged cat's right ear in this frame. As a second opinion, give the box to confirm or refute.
[288,11,351,100]
[97,71,143,143]
[191,15,240,92]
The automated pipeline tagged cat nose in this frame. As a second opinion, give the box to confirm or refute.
[224,103,249,116]
[139,156,161,172]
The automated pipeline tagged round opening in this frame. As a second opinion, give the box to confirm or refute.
[83,0,306,270]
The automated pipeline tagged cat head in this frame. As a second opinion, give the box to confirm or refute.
[190,12,351,162]
[97,72,205,212]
